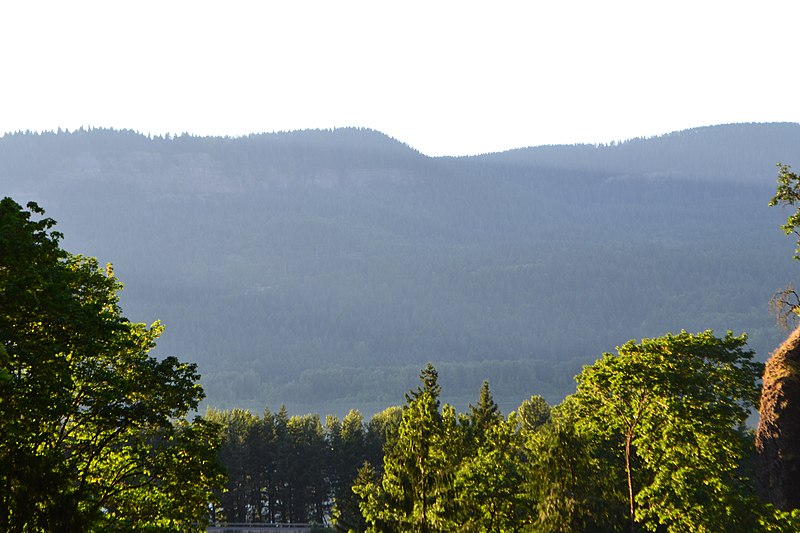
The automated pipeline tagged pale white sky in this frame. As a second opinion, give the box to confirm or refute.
[0,1,797,156]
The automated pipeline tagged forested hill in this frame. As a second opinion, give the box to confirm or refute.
[2,123,800,416]
[470,122,800,182]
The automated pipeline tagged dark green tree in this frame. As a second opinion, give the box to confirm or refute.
[526,399,626,533]
[272,405,292,522]
[466,380,503,445]
[329,409,368,532]
[286,413,328,523]
[364,405,403,471]
[205,408,261,522]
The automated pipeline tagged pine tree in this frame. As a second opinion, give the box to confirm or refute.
[356,364,456,532]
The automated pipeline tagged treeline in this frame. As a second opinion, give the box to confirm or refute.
[210,332,800,532]
[471,122,800,183]
[207,381,549,531]
[204,405,401,524]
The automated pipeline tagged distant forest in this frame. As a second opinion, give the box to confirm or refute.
[3,123,800,415]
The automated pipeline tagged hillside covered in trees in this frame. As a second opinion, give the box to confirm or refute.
[6,194,800,532]
[2,123,800,414]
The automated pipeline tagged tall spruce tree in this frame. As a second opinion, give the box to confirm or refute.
[355,364,456,532]
[467,380,503,444]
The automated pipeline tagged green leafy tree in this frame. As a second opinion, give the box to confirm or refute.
[517,395,551,433]
[350,463,392,533]
[336,406,401,532]
[526,399,626,533]
[572,330,762,533]
[769,163,800,260]
[768,163,800,326]
[0,197,223,532]
[453,412,532,532]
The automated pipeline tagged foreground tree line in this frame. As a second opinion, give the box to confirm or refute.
[204,404,399,525]
[211,337,800,532]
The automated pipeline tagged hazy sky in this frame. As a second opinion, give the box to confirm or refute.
[1,1,797,156]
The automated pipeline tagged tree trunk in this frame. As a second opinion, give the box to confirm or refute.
[625,431,636,532]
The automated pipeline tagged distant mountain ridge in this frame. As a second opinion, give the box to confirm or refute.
[2,123,798,416]
[470,122,800,183]
[2,127,424,191]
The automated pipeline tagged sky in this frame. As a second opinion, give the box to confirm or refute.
[0,1,798,157]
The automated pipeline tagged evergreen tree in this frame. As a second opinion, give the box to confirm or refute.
[466,380,503,448]
[527,399,627,533]
[206,407,263,523]
[273,405,292,522]
[355,364,455,532]
[365,405,403,472]
[329,409,368,531]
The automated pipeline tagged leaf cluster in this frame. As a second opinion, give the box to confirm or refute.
[0,197,223,532]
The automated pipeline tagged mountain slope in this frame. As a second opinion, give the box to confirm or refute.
[2,124,798,415]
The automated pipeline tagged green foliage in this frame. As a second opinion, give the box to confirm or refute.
[355,369,542,532]
[355,365,458,532]
[207,404,392,528]
[329,410,368,531]
[214,347,775,531]
[572,330,763,532]
[0,197,223,532]
[454,413,532,532]
[517,395,551,433]
[758,506,800,531]
[769,163,800,259]
[466,380,503,441]
[768,163,800,326]
[526,399,626,532]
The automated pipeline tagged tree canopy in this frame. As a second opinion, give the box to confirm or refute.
[769,163,800,260]
[572,330,763,532]
[0,197,223,532]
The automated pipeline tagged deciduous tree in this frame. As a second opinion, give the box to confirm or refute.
[454,412,531,532]
[572,330,762,532]
[0,197,223,532]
